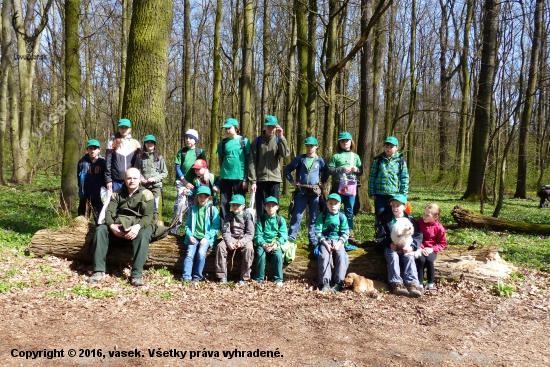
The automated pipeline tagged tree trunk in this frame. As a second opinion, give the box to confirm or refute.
[514,0,543,199]
[260,0,270,116]
[383,2,396,137]
[462,0,501,201]
[306,0,317,138]
[239,0,253,138]
[322,0,339,159]
[0,0,12,184]
[181,0,192,143]
[295,0,308,156]
[370,7,385,158]
[60,0,81,212]
[122,0,174,139]
[404,0,417,167]
[209,0,222,174]
[29,217,515,283]
[283,10,297,197]
[118,0,130,121]
[83,2,94,139]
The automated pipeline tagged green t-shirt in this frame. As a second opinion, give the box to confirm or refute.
[315,211,349,240]
[328,151,362,184]
[174,147,206,182]
[193,205,207,240]
[216,137,251,180]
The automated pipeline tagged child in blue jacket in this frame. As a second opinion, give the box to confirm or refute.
[77,139,106,220]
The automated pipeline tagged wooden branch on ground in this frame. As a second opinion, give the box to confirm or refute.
[29,216,516,283]
[451,205,550,234]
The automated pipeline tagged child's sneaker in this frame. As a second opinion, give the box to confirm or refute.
[219,277,228,284]
[407,283,423,298]
[237,280,246,286]
[426,283,437,292]
[392,282,409,296]
[331,284,343,293]
[276,281,284,287]
[131,277,144,287]
[87,271,105,284]
[321,284,331,293]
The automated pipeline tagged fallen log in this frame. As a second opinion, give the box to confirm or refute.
[29,216,516,283]
[451,205,550,234]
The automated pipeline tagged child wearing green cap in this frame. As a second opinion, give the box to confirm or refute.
[368,136,409,218]
[375,194,423,297]
[314,193,349,292]
[217,118,252,220]
[327,132,363,246]
[105,119,141,191]
[135,135,168,221]
[215,194,255,285]
[284,136,329,247]
[77,139,107,220]
[253,196,288,286]
[182,186,220,284]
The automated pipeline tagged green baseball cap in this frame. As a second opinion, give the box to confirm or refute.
[86,139,100,148]
[327,193,342,203]
[118,118,131,128]
[304,136,318,145]
[195,186,212,196]
[389,194,407,205]
[222,118,239,128]
[384,136,399,146]
[143,134,156,143]
[338,132,353,140]
[264,196,279,205]
[229,194,246,205]
[264,115,278,126]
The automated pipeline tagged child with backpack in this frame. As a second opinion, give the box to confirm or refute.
[77,139,106,220]
[182,186,220,284]
[253,196,288,286]
[191,159,220,206]
[105,118,141,191]
[327,132,363,246]
[376,194,423,297]
[215,194,254,286]
[368,136,409,218]
[284,136,328,247]
[315,193,349,292]
[416,203,447,293]
[172,129,206,234]
[136,135,168,221]
[249,115,290,219]
[216,118,251,220]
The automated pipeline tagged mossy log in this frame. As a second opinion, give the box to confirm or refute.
[29,216,515,283]
[452,205,550,234]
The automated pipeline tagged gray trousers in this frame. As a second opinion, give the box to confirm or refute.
[318,239,348,285]
[215,239,254,281]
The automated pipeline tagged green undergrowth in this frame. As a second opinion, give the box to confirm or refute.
[1,175,550,272]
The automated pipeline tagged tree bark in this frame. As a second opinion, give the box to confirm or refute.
[260,0,270,116]
[122,0,174,139]
[294,0,308,156]
[181,0,192,143]
[283,10,297,197]
[209,0,222,174]
[118,0,130,122]
[306,0,317,138]
[0,0,12,185]
[239,0,253,138]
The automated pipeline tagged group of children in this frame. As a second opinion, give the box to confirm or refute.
[77,117,447,295]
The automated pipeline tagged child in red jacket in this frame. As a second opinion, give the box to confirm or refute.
[416,204,447,292]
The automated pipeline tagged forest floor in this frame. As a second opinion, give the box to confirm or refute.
[0,250,549,367]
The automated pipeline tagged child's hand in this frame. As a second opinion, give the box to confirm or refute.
[227,242,235,251]
[263,243,273,253]
[390,243,398,251]
[322,240,332,252]
[421,248,433,257]
[185,182,195,190]
[402,246,413,254]
[189,236,198,245]
[199,238,209,246]
[147,178,155,183]
[334,240,343,251]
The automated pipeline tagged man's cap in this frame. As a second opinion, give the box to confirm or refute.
[118,118,131,128]
[264,115,278,126]
[338,132,353,140]
[191,159,208,169]
[143,134,156,143]
[229,194,246,205]
[327,193,342,203]
[384,136,399,146]
[264,196,279,205]
[185,129,199,142]
[222,118,239,128]
[389,194,407,206]
[87,139,100,148]
[304,136,318,145]
[195,186,212,196]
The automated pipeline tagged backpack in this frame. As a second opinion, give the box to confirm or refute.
[260,213,282,232]
[180,147,202,162]
[373,153,406,180]
[220,136,245,159]
[321,210,346,234]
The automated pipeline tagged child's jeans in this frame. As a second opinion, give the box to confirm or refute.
[288,193,319,244]
[317,239,348,285]
[182,239,211,280]
[384,246,419,285]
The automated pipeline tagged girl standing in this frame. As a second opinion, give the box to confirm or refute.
[136,135,168,221]
[105,118,141,191]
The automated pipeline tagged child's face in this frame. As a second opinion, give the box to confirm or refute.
[390,201,405,218]
[384,143,398,158]
[196,194,209,206]
[194,167,206,176]
[265,202,278,216]
[339,139,351,150]
[118,126,131,137]
[305,144,317,156]
[145,141,155,152]
[327,199,341,213]
[231,204,245,215]
[224,126,236,136]
[185,136,196,148]
[423,209,436,223]
[87,146,100,160]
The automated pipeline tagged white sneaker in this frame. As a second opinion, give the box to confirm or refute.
[276,282,284,287]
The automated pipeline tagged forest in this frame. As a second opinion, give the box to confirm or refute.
[0,0,548,214]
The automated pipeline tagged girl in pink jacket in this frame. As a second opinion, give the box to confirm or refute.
[416,204,447,292]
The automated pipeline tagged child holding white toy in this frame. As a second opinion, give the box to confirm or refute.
[416,203,447,292]
[375,194,423,297]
